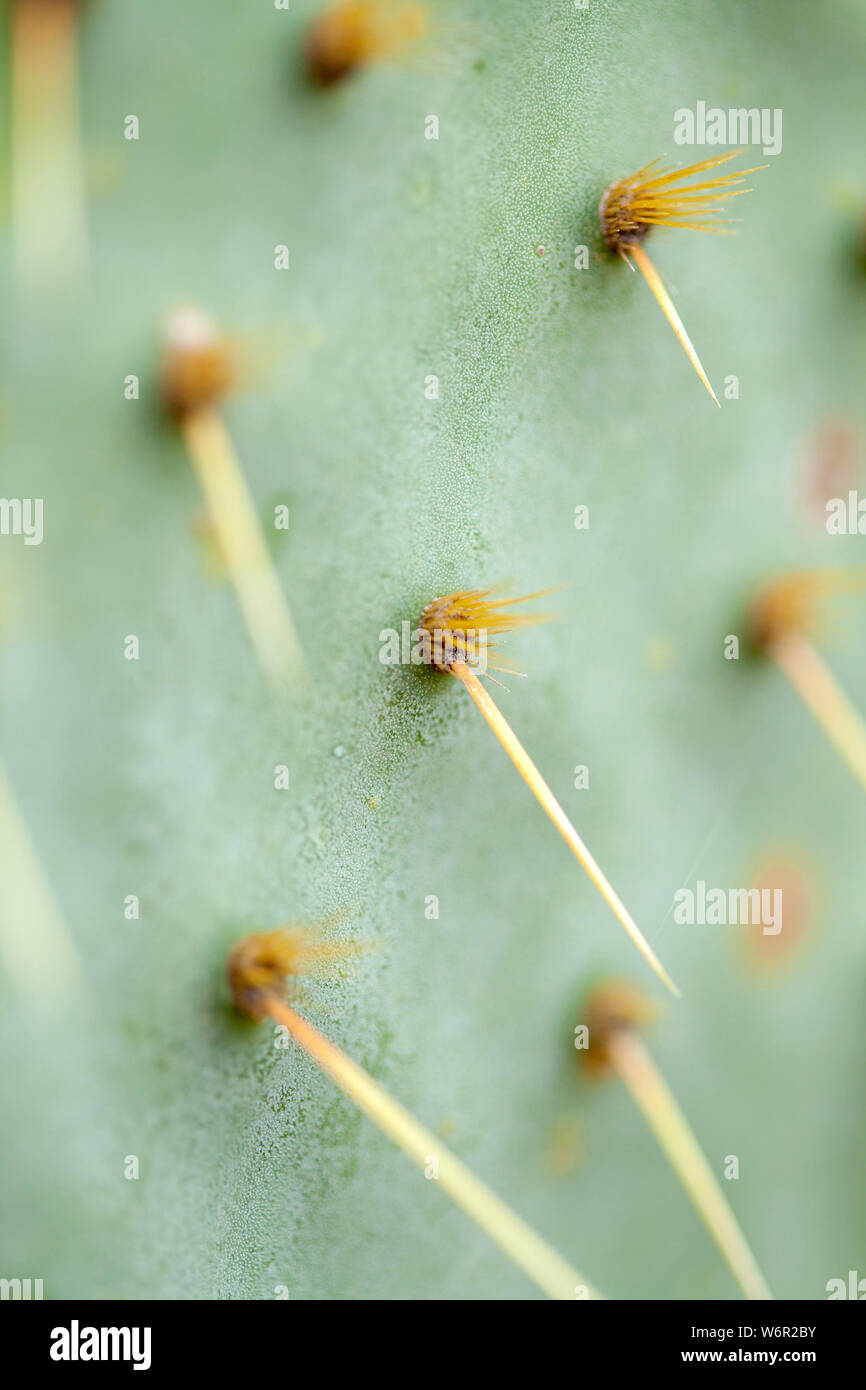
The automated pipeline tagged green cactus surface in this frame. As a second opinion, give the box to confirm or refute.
[1,0,866,1301]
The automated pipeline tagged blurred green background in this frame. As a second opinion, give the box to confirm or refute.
[1,0,865,1299]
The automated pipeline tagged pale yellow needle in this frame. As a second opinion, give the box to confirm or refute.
[627,242,720,407]
[609,1029,772,1300]
[11,0,87,291]
[770,629,866,794]
[453,662,680,997]
[182,408,309,695]
[265,993,602,1301]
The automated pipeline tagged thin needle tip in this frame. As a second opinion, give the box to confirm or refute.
[647,950,681,995]
[627,242,719,407]
[454,662,681,998]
